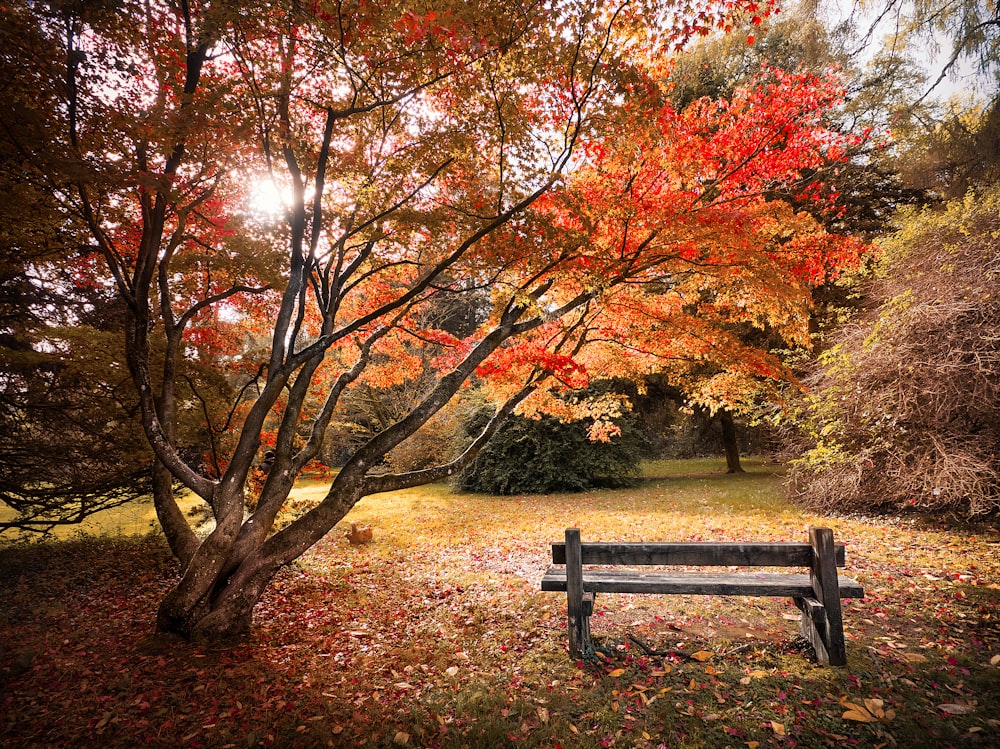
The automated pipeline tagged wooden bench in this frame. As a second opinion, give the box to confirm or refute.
[540,527,864,666]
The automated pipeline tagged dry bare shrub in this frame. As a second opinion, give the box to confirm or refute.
[788,189,1000,517]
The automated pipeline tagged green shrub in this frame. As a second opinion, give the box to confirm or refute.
[458,413,646,495]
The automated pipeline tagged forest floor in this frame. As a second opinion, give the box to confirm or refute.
[1,458,999,748]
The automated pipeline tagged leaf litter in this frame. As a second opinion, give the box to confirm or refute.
[1,460,999,747]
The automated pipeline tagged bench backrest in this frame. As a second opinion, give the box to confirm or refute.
[551,541,846,568]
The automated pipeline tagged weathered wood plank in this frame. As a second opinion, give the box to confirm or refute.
[551,542,846,567]
[541,568,865,598]
[810,526,847,666]
[565,529,587,659]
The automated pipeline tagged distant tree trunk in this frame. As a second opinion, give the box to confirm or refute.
[719,409,744,474]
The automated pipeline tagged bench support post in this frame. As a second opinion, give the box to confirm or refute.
[565,528,591,659]
[806,526,847,666]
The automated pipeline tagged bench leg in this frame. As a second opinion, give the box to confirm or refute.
[569,603,588,659]
[568,601,595,658]
[809,527,848,666]
[795,596,831,666]
[571,592,594,658]
[583,592,594,651]
[566,529,594,659]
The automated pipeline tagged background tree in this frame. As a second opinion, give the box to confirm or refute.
[2,0,872,644]
[668,2,933,239]
[0,27,154,533]
[0,273,155,534]
[889,97,1000,199]
[825,0,1000,202]
[838,0,1000,106]
[577,2,914,473]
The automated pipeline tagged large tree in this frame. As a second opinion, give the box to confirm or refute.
[823,0,1000,200]
[0,44,156,533]
[2,0,867,642]
[838,0,1000,105]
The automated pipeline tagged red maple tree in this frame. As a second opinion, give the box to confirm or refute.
[3,0,869,642]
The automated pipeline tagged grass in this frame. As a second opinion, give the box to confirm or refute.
[0,491,211,541]
[2,458,999,748]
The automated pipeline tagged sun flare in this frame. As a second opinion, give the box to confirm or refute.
[247,177,289,217]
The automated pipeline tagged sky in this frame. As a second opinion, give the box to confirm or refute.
[820,0,990,104]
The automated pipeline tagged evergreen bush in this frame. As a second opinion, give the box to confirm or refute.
[459,413,645,495]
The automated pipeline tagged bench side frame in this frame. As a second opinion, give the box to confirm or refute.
[802,526,848,666]
[564,528,589,659]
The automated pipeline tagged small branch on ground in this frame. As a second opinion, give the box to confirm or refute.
[626,634,692,659]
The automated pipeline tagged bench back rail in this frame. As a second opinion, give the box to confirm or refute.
[551,542,847,568]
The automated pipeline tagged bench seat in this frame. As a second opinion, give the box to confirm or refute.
[541,567,865,598]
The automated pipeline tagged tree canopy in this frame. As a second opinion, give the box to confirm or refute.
[0,0,871,641]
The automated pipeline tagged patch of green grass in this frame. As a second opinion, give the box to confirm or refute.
[0,492,211,543]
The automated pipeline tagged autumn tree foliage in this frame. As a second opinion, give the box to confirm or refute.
[496,65,868,430]
[0,28,155,532]
[1,0,868,642]
[667,5,933,240]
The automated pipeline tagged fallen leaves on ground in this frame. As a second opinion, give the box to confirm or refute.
[1,461,999,747]
[841,696,896,723]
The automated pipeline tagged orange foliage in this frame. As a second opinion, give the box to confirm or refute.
[472,67,869,419]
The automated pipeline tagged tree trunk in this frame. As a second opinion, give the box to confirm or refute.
[152,460,200,568]
[156,549,279,644]
[157,588,257,644]
[719,409,744,474]
[154,474,365,644]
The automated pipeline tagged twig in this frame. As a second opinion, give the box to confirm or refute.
[723,642,757,657]
[627,634,690,659]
